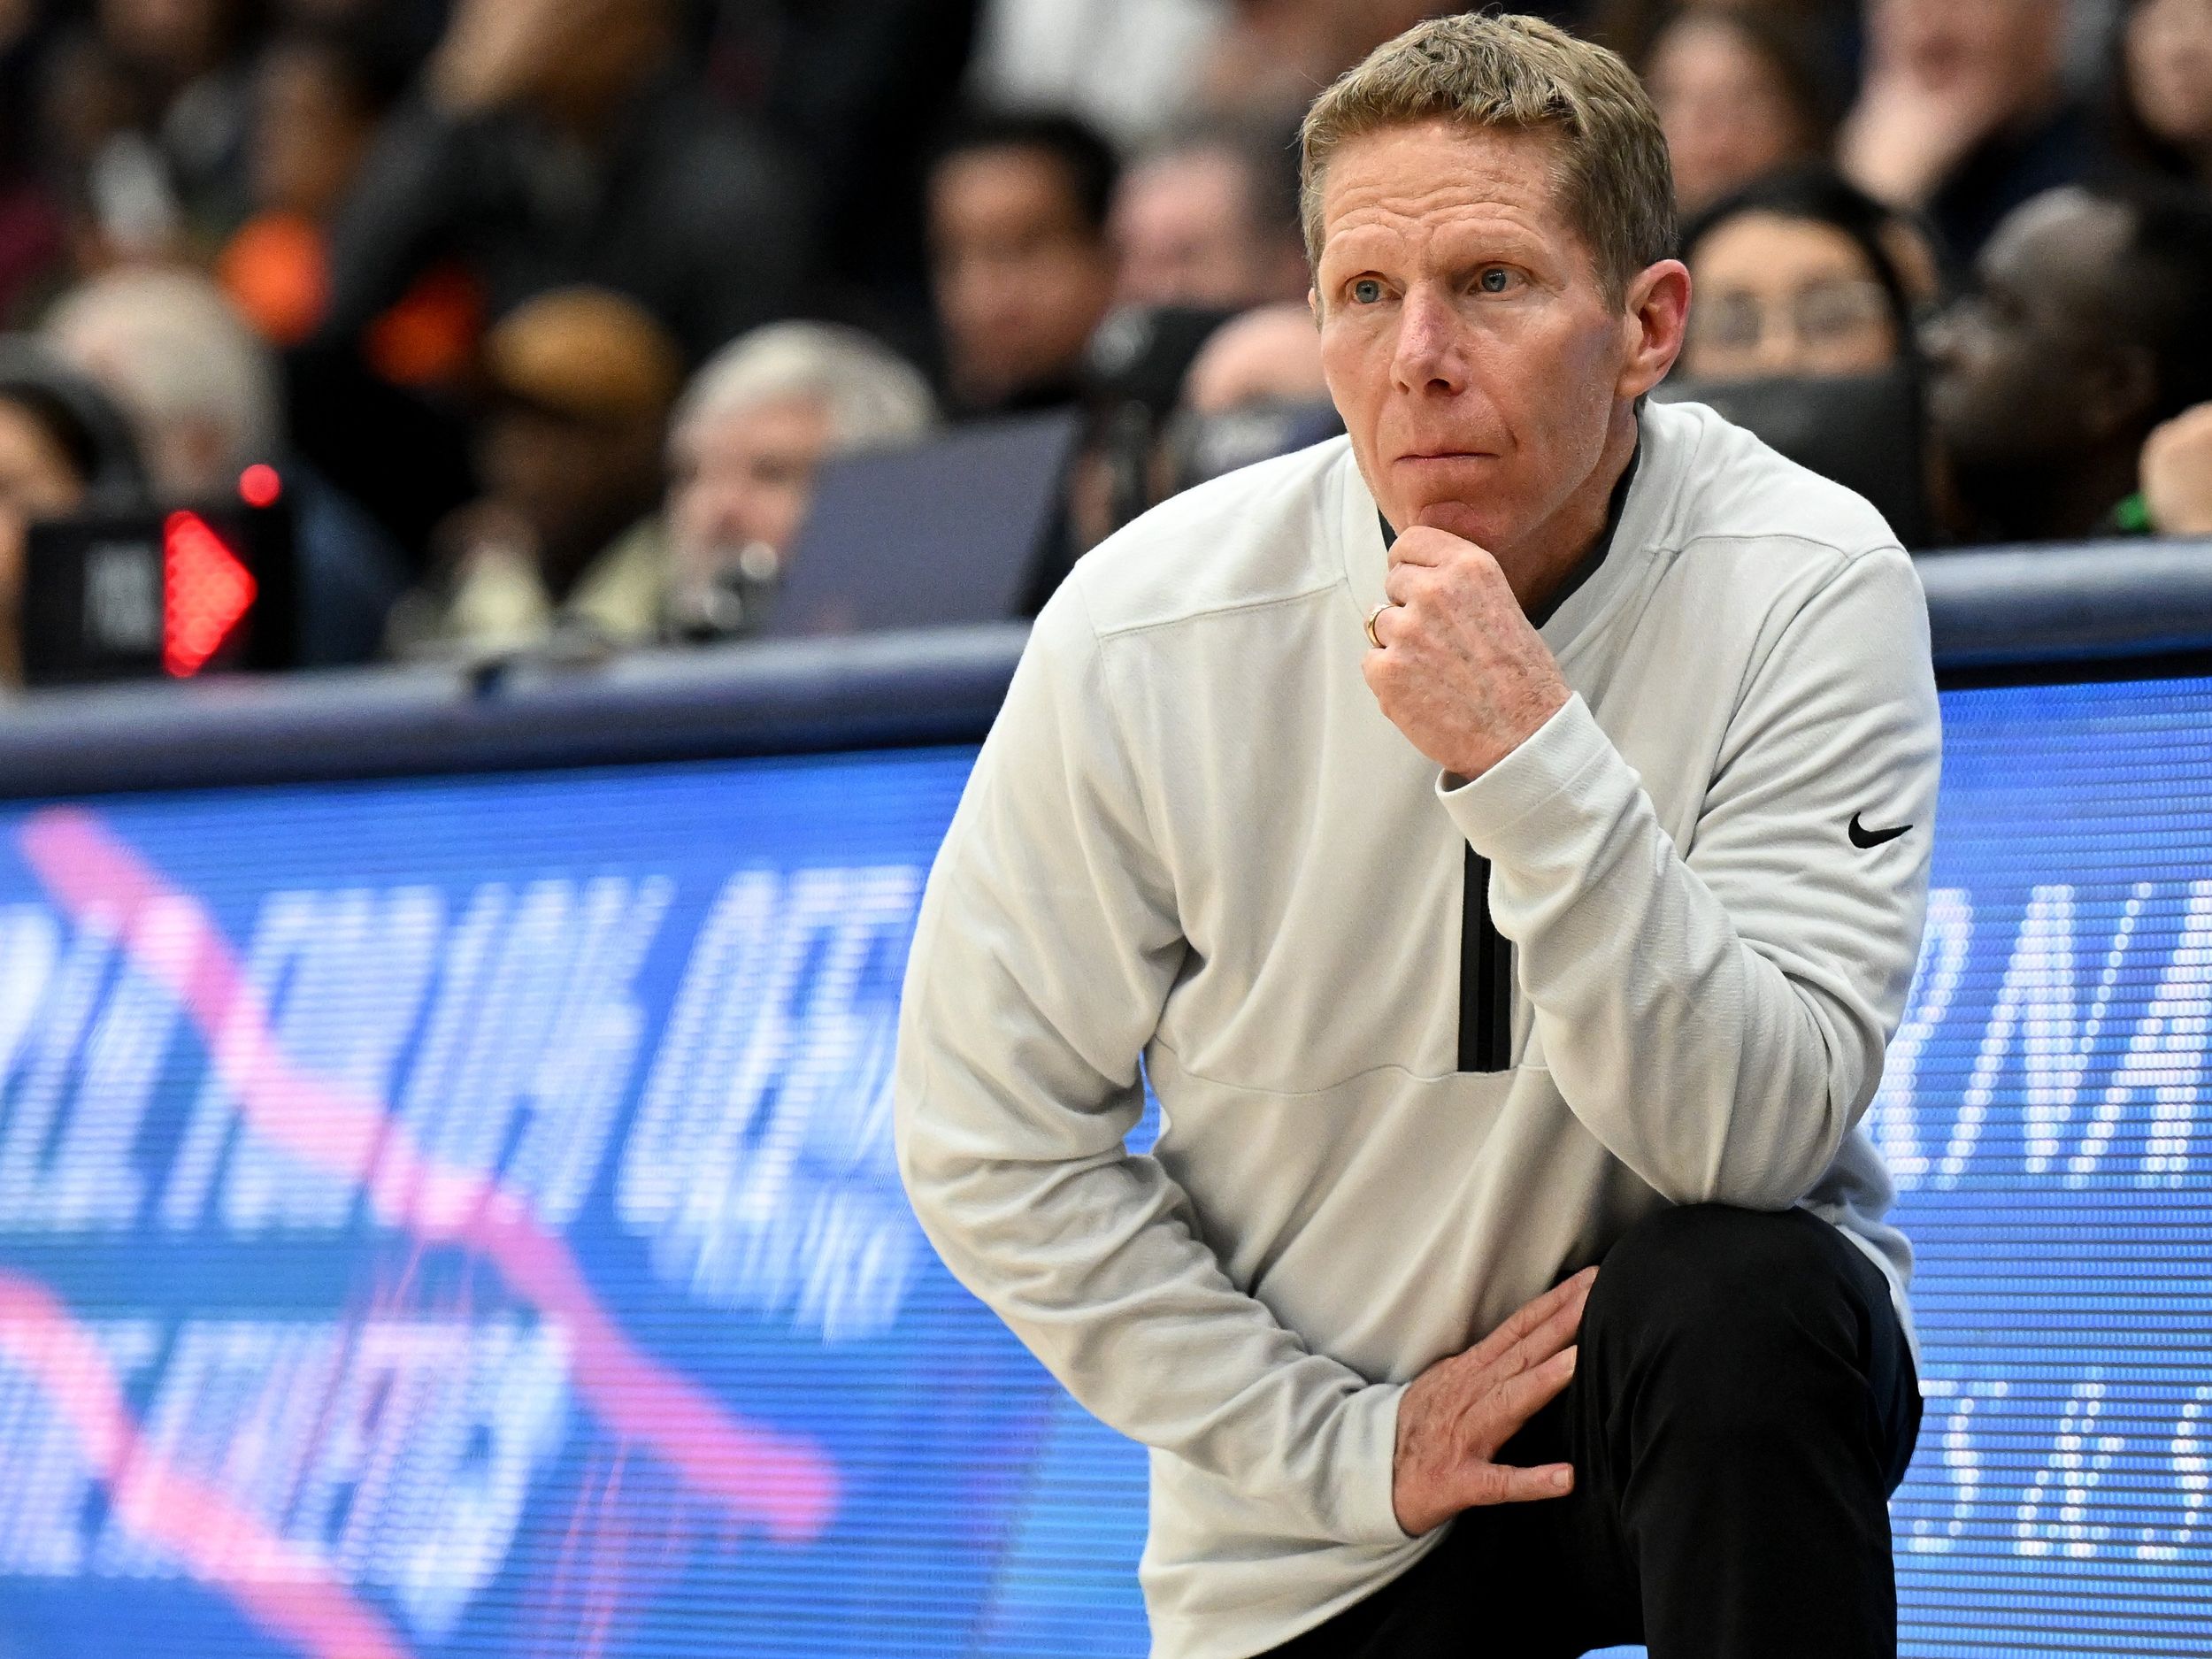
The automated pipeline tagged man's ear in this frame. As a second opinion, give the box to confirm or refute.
[1308,285,1322,328]
[1616,259,1691,401]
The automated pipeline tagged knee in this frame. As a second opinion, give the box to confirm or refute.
[1583,1205,1869,1415]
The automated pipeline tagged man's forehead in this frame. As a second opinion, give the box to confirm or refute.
[939,145,1071,204]
[1318,122,1571,248]
[1136,146,1245,192]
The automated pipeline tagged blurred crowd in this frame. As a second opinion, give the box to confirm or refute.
[0,0,2206,680]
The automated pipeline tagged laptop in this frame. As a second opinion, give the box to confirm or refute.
[765,408,1083,638]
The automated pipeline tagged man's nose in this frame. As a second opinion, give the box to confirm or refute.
[1391,288,1470,395]
[679,482,748,552]
[705,488,764,550]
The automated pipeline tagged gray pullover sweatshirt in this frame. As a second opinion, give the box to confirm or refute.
[894,398,1941,1659]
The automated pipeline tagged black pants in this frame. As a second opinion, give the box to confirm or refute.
[1262,1205,1922,1659]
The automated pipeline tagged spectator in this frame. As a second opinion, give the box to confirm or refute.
[713,0,980,356]
[1643,10,1834,216]
[218,22,412,349]
[969,0,1226,149]
[44,265,410,664]
[1179,300,1327,418]
[1110,125,1308,311]
[1678,167,1924,381]
[928,111,1118,416]
[1194,0,1433,133]
[2113,0,2212,187]
[36,0,264,264]
[1924,184,2212,542]
[318,0,810,366]
[565,321,939,644]
[387,287,682,662]
[1164,297,1341,494]
[1841,0,2104,263]
[1671,166,1942,543]
[1068,302,1240,550]
[0,341,147,685]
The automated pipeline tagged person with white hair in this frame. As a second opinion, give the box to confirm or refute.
[42,265,408,665]
[566,319,938,643]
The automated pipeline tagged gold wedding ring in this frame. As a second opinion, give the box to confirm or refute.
[1364,602,1392,649]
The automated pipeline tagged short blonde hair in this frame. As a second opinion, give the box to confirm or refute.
[1299,12,1675,303]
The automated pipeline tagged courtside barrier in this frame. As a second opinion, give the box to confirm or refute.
[0,539,2201,797]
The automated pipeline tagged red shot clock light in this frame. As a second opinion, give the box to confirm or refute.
[237,463,283,510]
[162,512,259,678]
[20,484,298,686]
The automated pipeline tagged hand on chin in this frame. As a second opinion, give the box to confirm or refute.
[1384,457,1517,549]
[1402,495,1515,557]
[1361,522,1569,780]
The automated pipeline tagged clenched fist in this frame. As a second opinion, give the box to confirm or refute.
[1363,526,1571,781]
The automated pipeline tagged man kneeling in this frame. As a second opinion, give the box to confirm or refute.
[895,14,1937,1657]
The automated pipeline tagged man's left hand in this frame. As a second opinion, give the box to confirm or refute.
[1363,526,1571,781]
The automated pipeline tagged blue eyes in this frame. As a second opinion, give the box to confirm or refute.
[1345,269,1515,303]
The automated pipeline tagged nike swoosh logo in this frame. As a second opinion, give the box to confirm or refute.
[1848,812,1912,849]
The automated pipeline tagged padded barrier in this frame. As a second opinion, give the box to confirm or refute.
[3,540,2208,797]
[1920,538,2212,667]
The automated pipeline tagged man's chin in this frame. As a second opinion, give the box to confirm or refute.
[1406,499,1520,551]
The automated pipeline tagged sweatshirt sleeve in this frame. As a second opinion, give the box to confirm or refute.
[1438,545,1940,1210]
[893,582,1409,1548]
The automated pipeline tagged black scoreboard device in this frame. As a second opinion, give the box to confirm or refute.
[22,469,298,686]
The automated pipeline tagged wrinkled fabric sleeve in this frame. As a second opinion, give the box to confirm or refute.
[894,580,1409,1548]
[1440,545,1940,1209]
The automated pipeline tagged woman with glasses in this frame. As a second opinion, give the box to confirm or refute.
[1671,166,1945,545]
[1678,165,1939,384]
